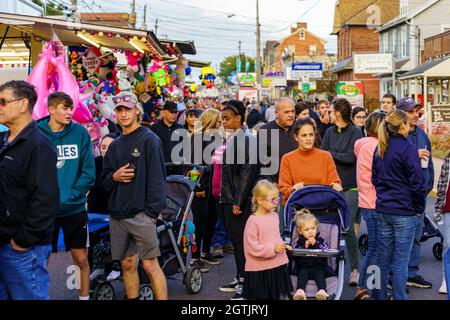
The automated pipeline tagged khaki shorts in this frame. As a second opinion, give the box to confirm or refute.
[110,212,160,261]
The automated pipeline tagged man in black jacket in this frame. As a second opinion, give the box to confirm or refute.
[102,92,168,300]
[0,81,59,300]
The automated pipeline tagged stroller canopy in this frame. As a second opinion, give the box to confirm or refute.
[284,186,350,232]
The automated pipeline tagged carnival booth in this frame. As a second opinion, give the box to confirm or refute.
[0,13,204,155]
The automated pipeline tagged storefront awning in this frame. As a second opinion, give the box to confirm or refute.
[399,57,450,80]
[331,57,353,73]
[0,12,167,58]
[160,39,196,56]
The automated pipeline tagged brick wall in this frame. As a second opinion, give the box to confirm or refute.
[274,30,325,71]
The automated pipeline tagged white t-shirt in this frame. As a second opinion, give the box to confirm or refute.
[265,106,276,123]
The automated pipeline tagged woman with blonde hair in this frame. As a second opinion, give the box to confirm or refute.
[188,108,224,270]
[354,111,385,300]
[372,110,425,300]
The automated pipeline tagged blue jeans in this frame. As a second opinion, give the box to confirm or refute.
[443,213,450,296]
[358,209,379,291]
[0,243,52,300]
[377,213,417,300]
[211,218,231,248]
[408,212,425,278]
[445,246,450,300]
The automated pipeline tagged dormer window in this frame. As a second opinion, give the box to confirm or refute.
[299,31,306,40]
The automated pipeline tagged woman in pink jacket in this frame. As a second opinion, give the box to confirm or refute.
[354,112,386,300]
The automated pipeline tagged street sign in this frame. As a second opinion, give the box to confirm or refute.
[291,62,323,79]
[336,81,364,107]
[353,53,393,74]
[302,83,310,93]
[237,72,256,87]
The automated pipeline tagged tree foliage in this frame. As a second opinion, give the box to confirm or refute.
[219,54,255,83]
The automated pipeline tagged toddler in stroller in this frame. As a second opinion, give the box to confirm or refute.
[292,209,332,300]
[284,185,350,300]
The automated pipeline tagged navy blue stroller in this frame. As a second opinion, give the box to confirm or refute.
[283,185,350,300]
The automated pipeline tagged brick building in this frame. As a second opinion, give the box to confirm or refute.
[331,0,399,111]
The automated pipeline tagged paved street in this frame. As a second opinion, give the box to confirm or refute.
[48,196,448,300]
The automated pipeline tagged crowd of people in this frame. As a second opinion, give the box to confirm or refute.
[0,79,449,301]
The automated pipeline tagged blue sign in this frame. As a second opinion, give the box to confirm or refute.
[291,62,323,71]
[290,62,323,79]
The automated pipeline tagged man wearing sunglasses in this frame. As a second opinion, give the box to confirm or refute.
[37,92,95,301]
[0,81,59,300]
[102,92,168,300]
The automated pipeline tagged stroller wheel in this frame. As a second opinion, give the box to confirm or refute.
[185,267,203,294]
[92,282,115,300]
[139,284,154,300]
[433,242,443,261]
[358,234,369,256]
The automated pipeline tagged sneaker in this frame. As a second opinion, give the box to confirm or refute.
[439,279,447,294]
[106,270,121,281]
[407,276,432,289]
[212,247,224,259]
[190,259,209,273]
[90,269,104,281]
[349,269,360,286]
[219,278,239,292]
[230,283,244,300]
[293,288,307,300]
[201,253,221,265]
[315,289,329,300]
[223,244,234,254]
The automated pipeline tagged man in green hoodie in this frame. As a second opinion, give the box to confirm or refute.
[38,92,95,300]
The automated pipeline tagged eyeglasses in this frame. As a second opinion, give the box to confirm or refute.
[112,95,135,104]
[0,98,24,106]
[264,198,278,205]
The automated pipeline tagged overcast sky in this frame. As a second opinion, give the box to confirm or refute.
[78,0,337,74]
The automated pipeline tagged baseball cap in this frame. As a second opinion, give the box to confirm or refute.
[397,97,421,112]
[113,92,139,109]
[163,101,179,112]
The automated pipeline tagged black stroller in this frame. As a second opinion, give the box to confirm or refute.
[358,214,444,261]
[90,164,205,300]
[283,185,350,300]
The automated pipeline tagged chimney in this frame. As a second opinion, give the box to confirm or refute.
[291,27,297,34]
[297,22,307,30]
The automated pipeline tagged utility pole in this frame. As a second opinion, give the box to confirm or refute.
[256,0,262,102]
[142,3,148,30]
[70,0,77,19]
[130,0,137,29]
[155,18,159,36]
[238,40,242,56]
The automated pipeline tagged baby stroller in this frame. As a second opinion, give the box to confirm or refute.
[90,164,205,300]
[358,214,444,261]
[283,185,350,300]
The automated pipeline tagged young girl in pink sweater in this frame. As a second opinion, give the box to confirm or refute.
[243,180,292,300]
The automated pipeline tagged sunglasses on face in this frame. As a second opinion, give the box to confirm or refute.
[112,95,134,104]
[0,98,23,106]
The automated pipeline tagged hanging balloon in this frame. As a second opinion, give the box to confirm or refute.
[185,66,192,76]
